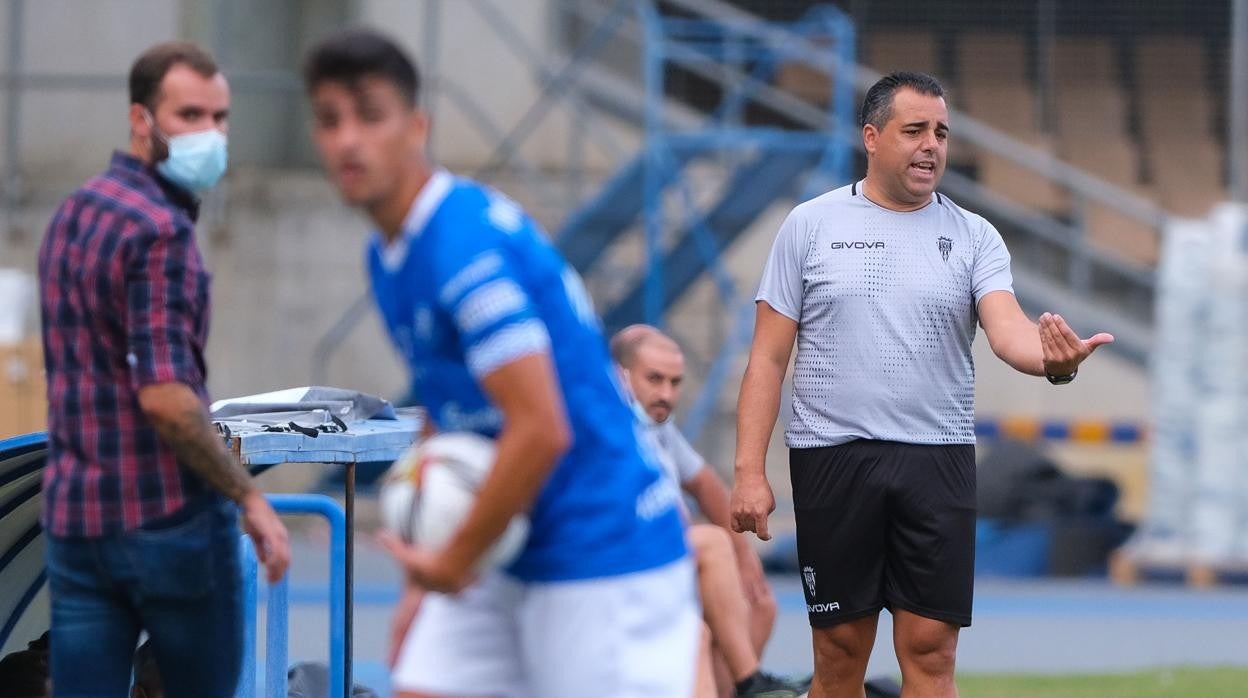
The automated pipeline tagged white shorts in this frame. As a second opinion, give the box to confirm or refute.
[392,558,699,697]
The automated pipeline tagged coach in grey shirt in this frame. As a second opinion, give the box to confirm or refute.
[730,72,1113,698]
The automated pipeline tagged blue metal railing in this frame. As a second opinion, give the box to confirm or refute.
[237,494,347,698]
[633,2,857,442]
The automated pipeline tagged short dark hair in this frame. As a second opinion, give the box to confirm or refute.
[859,71,944,129]
[303,29,420,107]
[129,41,219,110]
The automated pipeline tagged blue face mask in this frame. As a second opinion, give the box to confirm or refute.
[147,112,228,194]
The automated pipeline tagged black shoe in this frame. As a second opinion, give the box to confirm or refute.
[735,670,806,698]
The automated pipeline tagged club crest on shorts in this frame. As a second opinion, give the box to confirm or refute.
[938,236,953,262]
[802,565,816,597]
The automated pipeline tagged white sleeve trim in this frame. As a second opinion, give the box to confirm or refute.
[440,252,504,306]
[455,279,529,334]
[466,319,552,378]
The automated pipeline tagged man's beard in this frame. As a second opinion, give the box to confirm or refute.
[649,401,672,423]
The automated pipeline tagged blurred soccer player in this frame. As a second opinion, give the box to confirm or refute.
[304,29,697,697]
[731,71,1113,697]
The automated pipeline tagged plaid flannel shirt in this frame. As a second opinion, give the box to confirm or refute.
[38,151,213,537]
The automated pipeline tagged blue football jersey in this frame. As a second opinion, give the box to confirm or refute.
[367,171,687,582]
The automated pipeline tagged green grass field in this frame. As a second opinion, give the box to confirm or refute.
[958,667,1248,698]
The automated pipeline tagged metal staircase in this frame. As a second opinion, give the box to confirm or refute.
[600,148,822,330]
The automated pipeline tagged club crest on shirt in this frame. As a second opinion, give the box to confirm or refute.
[938,236,953,261]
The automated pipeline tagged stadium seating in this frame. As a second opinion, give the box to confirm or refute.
[864,30,941,77]
[973,134,1070,215]
[772,26,1228,264]
[956,32,1030,86]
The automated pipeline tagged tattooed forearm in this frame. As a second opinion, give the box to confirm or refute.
[139,383,255,503]
[163,407,254,501]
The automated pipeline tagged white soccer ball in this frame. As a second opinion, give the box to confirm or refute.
[378,431,530,571]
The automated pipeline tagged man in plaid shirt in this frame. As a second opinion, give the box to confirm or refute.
[37,41,288,696]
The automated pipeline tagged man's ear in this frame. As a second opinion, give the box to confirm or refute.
[407,109,430,151]
[862,123,879,156]
[129,103,151,141]
[616,365,637,397]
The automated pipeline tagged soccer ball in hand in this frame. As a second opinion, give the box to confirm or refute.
[378,432,529,571]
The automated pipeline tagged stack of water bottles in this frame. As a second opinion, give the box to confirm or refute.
[1128,203,1248,570]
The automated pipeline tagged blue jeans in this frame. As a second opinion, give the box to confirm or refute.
[45,495,243,697]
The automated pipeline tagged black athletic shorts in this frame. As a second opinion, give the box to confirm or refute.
[790,439,976,628]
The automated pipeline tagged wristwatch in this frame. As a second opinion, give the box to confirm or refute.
[1045,369,1077,385]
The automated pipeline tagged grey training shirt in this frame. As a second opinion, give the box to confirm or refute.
[647,418,706,486]
[756,181,1014,448]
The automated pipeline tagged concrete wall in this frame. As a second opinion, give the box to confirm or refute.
[10,0,178,181]
[359,0,629,174]
[3,0,631,195]
[202,172,406,401]
[0,2,9,168]
[6,0,360,181]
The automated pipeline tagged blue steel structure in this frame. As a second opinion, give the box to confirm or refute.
[237,494,347,698]
[556,5,856,320]
[617,4,856,441]
[634,3,854,325]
